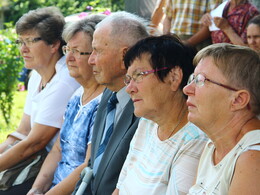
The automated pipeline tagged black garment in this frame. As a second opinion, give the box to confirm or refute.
[0,177,35,195]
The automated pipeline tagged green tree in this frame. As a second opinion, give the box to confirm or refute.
[0,23,23,124]
[4,0,124,25]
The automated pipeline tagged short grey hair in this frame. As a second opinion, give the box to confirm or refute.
[194,43,260,115]
[62,14,106,42]
[96,11,149,47]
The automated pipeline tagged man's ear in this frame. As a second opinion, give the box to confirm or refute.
[230,90,250,111]
[169,66,183,91]
[120,47,128,69]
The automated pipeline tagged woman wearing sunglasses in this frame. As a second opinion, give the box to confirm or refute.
[0,7,79,195]
[113,35,208,195]
[184,43,260,194]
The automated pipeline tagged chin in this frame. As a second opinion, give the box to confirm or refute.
[94,76,103,85]
[24,63,35,70]
[187,113,197,124]
[134,109,143,118]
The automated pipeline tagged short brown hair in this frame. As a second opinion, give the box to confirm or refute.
[16,7,65,55]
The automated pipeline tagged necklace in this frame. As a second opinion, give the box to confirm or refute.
[81,85,100,105]
[167,108,187,139]
[40,71,56,91]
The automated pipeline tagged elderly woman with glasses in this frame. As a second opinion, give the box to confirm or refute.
[113,35,208,195]
[27,15,106,195]
[0,7,79,195]
[184,43,260,195]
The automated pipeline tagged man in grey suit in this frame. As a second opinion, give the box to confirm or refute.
[73,12,149,195]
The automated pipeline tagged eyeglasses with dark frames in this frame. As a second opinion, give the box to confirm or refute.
[62,46,92,59]
[187,73,238,91]
[124,67,169,85]
[15,37,42,47]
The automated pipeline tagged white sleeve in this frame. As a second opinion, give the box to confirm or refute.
[166,138,207,195]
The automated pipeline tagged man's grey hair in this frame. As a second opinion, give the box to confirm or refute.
[96,11,149,47]
[62,14,106,42]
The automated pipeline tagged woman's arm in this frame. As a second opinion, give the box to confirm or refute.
[162,0,172,34]
[0,122,59,171]
[229,150,260,195]
[150,0,166,28]
[27,135,62,195]
[0,113,31,153]
[45,144,92,195]
[214,17,247,46]
[163,16,172,34]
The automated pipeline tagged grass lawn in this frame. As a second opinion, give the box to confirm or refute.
[0,91,27,143]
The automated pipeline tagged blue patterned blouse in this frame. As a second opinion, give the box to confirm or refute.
[52,87,102,186]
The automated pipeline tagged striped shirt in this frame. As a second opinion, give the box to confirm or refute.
[117,118,208,195]
[165,0,222,35]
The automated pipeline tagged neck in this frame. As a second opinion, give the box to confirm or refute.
[208,112,258,163]
[38,54,61,88]
[82,84,105,105]
[156,93,188,140]
[106,76,126,92]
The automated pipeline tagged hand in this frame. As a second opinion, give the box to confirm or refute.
[213,17,230,30]
[27,188,44,195]
[200,13,212,26]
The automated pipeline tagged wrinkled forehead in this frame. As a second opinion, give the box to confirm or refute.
[93,25,113,46]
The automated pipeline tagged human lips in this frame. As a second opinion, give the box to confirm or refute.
[186,101,196,109]
[132,98,142,103]
[92,68,99,75]
[22,55,31,60]
[67,63,77,68]
[93,70,99,75]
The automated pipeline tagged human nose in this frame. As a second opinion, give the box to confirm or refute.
[20,43,29,53]
[183,81,195,96]
[66,48,75,57]
[88,51,95,66]
[125,79,137,95]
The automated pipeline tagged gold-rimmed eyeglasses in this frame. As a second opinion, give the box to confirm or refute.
[62,46,92,59]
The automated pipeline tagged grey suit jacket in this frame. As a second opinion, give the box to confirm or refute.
[85,88,140,195]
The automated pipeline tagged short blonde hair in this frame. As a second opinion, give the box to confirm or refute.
[194,43,260,115]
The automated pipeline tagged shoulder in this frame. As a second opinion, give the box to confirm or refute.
[229,148,260,194]
[245,2,260,15]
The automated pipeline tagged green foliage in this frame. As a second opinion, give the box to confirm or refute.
[0,91,26,142]
[4,0,125,24]
[110,0,124,11]
[0,24,24,124]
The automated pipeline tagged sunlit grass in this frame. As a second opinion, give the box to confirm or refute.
[0,91,27,143]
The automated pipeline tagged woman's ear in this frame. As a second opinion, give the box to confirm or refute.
[230,90,250,111]
[50,40,61,53]
[169,66,183,91]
